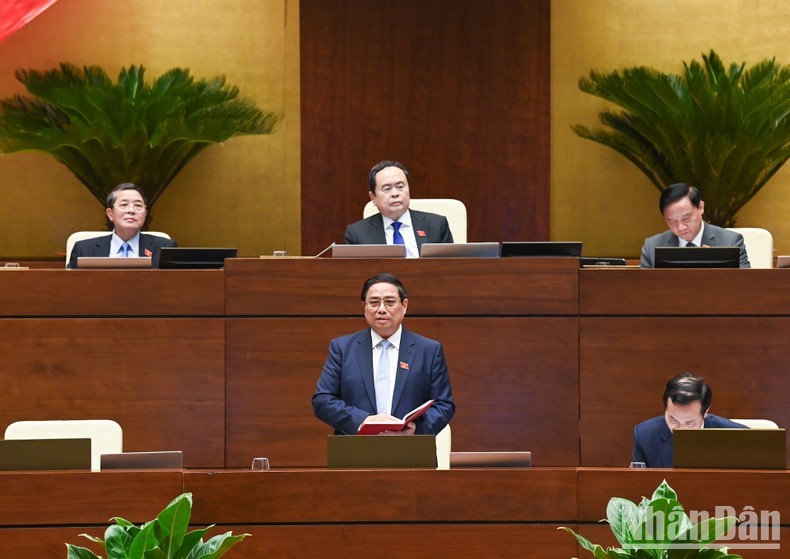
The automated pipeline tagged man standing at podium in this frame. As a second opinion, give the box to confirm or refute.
[344,160,453,257]
[639,183,750,268]
[313,273,455,435]
[632,372,745,467]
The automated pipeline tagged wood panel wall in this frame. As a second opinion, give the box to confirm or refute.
[299,0,551,255]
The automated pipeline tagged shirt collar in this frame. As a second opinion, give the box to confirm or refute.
[682,222,705,247]
[371,325,403,350]
[381,210,412,228]
[110,231,142,256]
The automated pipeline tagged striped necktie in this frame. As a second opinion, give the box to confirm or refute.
[375,339,392,414]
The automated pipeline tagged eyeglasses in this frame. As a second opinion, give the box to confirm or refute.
[364,298,401,310]
[116,202,146,212]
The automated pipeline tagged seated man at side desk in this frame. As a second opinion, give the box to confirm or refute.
[312,273,455,435]
[639,183,750,268]
[344,160,453,257]
[632,372,745,467]
[68,183,178,269]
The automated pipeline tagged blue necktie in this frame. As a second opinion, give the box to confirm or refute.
[392,222,404,245]
[375,340,392,414]
[120,242,131,257]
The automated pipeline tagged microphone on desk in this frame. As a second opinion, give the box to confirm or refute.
[314,243,336,258]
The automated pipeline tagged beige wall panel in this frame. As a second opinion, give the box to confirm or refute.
[0,0,300,259]
[552,0,790,258]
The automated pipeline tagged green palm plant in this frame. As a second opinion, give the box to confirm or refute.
[573,50,790,227]
[0,63,280,209]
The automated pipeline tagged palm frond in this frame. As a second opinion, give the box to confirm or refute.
[574,50,790,226]
[0,63,281,208]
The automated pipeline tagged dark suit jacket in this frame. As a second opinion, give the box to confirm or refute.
[632,414,747,467]
[68,233,178,269]
[344,209,454,252]
[639,222,750,268]
[312,327,455,435]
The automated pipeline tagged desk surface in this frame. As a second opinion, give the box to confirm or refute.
[1,467,786,559]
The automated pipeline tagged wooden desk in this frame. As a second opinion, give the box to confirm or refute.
[0,270,227,467]
[1,467,786,558]
[579,268,790,467]
[576,468,789,559]
[185,467,579,558]
[224,258,580,467]
[0,469,183,557]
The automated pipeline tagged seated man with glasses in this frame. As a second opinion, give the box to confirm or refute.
[67,183,178,269]
[312,273,455,435]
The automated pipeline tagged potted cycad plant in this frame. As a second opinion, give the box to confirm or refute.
[0,63,280,210]
[560,480,742,558]
[573,50,790,227]
[66,492,248,559]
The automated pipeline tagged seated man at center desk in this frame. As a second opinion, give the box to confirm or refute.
[68,183,178,269]
[344,160,453,257]
[632,372,745,467]
[312,273,455,435]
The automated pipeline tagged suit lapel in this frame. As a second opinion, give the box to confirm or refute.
[701,222,715,246]
[139,234,155,257]
[658,422,674,466]
[92,235,112,256]
[391,329,415,412]
[354,332,377,409]
[410,211,428,249]
[364,214,387,244]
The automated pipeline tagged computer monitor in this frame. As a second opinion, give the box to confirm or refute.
[420,242,500,258]
[156,247,238,269]
[500,241,582,257]
[654,246,739,268]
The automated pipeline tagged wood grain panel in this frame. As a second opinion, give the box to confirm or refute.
[226,317,579,467]
[225,257,579,316]
[0,318,226,467]
[0,269,225,316]
[300,0,551,256]
[577,469,790,520]
[580,268,789,315]
[186,468,576,523]
[0,471,183,525]
[0,527,105,559]
[579,317,790,467]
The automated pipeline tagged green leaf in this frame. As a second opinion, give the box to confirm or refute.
[0,63,281,210]
[573,50,790,226]
[607,497,641,548]
[184,532,250,559]
[152,493,193,556]
[66,544,102,559]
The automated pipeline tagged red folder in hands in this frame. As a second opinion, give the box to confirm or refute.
[357,399,435,435]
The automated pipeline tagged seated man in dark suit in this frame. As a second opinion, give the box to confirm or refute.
[344,160,453,257]
[312,273,455,435]
[639,183,750,268]
[632,372,745,467]
[68,183,177,269]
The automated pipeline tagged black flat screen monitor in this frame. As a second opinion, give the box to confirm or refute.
[500,241,582,257]
[157,247,237,269]
[654,246,739,268]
